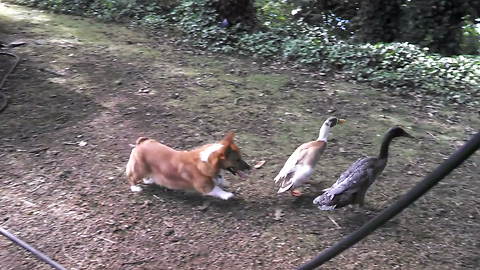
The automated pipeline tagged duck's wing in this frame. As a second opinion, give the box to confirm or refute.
[274,143,309,183]
[275,142,326,193]
[276,162,314,193]
[328,157,376,194]
[314,157,376,209]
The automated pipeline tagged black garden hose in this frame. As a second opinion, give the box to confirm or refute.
[297,131,480,270]
[0,52,20,113]
[0,226,67,270]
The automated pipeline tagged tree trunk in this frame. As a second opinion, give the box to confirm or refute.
[212,0,257,29]
[352,0,402,43]
[400,0,476,55]
[351,0,479,55]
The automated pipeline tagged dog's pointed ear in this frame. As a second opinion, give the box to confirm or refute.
[221,132,235,146]
[216,143,228,160]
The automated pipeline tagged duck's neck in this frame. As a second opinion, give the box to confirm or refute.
[378,132,397,160]
[317,124,331,142]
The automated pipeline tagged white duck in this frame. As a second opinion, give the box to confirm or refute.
[274,117,346,196]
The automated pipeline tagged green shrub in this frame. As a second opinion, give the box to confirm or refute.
[165,0,479,105]
[9,0,175,18]
[7,0,480,105]
[460,16,480,55]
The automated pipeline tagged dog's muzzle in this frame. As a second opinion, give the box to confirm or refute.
[226,164,250,179]
[227,167,237,175]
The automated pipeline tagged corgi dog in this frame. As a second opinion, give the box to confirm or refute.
[125,132,250,200]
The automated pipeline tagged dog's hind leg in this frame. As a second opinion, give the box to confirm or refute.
[143,177,155,184]
[125,148,147,192]
[130,185,143,192]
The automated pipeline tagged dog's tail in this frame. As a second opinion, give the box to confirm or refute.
[136,137,149,145]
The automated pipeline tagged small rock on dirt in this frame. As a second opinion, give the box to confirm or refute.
[164,229,175,236]
[274,208,284,221]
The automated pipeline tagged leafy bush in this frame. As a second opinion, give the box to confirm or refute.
[460,16,480,55]
[163,0,229,49]
[7,0,480,105]
[165,0,479,105]
[10,0,176,19]
[256,0,296,27]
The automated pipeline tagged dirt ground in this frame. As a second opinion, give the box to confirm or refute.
[0,3,479,270]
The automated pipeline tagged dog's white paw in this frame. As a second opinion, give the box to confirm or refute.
[130,185,143,192]
[207,186,234,200]
[143,177,155,184]
[220,192,234,200]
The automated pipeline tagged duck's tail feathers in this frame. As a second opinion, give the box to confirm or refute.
[313,192,336,210]
[275,165,300,183]
[277,180,294,194]
[317,205,336,211]
[274,169,290,183]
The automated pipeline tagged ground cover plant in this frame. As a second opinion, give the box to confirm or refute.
[7,0,480,106]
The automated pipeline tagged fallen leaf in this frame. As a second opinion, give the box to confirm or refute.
[254,160,266,169]
[8,40,27,48]
[163,220,174,228]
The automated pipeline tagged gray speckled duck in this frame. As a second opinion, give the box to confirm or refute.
[313,126,414,210]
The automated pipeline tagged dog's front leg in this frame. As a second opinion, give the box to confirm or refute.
[213,173,230,187]
[206,186,234,200]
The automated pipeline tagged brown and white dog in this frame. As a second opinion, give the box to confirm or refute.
[125,132,250,200]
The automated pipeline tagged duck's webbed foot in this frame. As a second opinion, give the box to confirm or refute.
[290,188,303,197]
